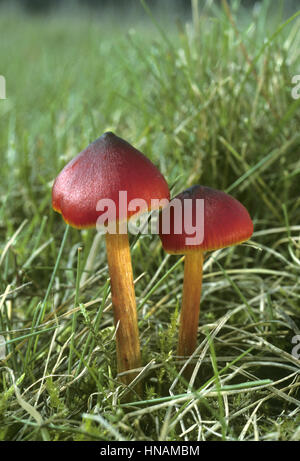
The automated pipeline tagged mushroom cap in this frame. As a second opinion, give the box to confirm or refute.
[52,132,170,228]
[159,185,253,254]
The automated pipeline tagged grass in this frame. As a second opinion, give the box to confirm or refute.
[0,0,300,441]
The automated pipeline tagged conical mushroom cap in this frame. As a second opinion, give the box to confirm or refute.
[52,132,170,228]
[159,185,253,254]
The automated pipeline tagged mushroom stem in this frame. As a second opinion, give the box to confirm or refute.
[105,232,141,388]
[177,251,204,360]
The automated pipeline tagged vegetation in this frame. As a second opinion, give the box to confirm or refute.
[0,0,300,441]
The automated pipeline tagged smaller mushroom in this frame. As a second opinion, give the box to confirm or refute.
[159,185,253,364]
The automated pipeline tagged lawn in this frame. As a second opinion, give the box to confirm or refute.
[0,0,300,441]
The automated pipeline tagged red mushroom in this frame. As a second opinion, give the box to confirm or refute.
[159,185,253,364]
[52,132,170,388]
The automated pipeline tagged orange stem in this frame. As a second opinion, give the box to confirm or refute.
[105,232,141,388]
[177,251,204,359]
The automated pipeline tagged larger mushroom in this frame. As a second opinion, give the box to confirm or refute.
[159,185,253,363]
[52,132,170,387]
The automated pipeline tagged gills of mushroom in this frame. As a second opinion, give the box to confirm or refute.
[52,132,170,389]
[159,185,253,369]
